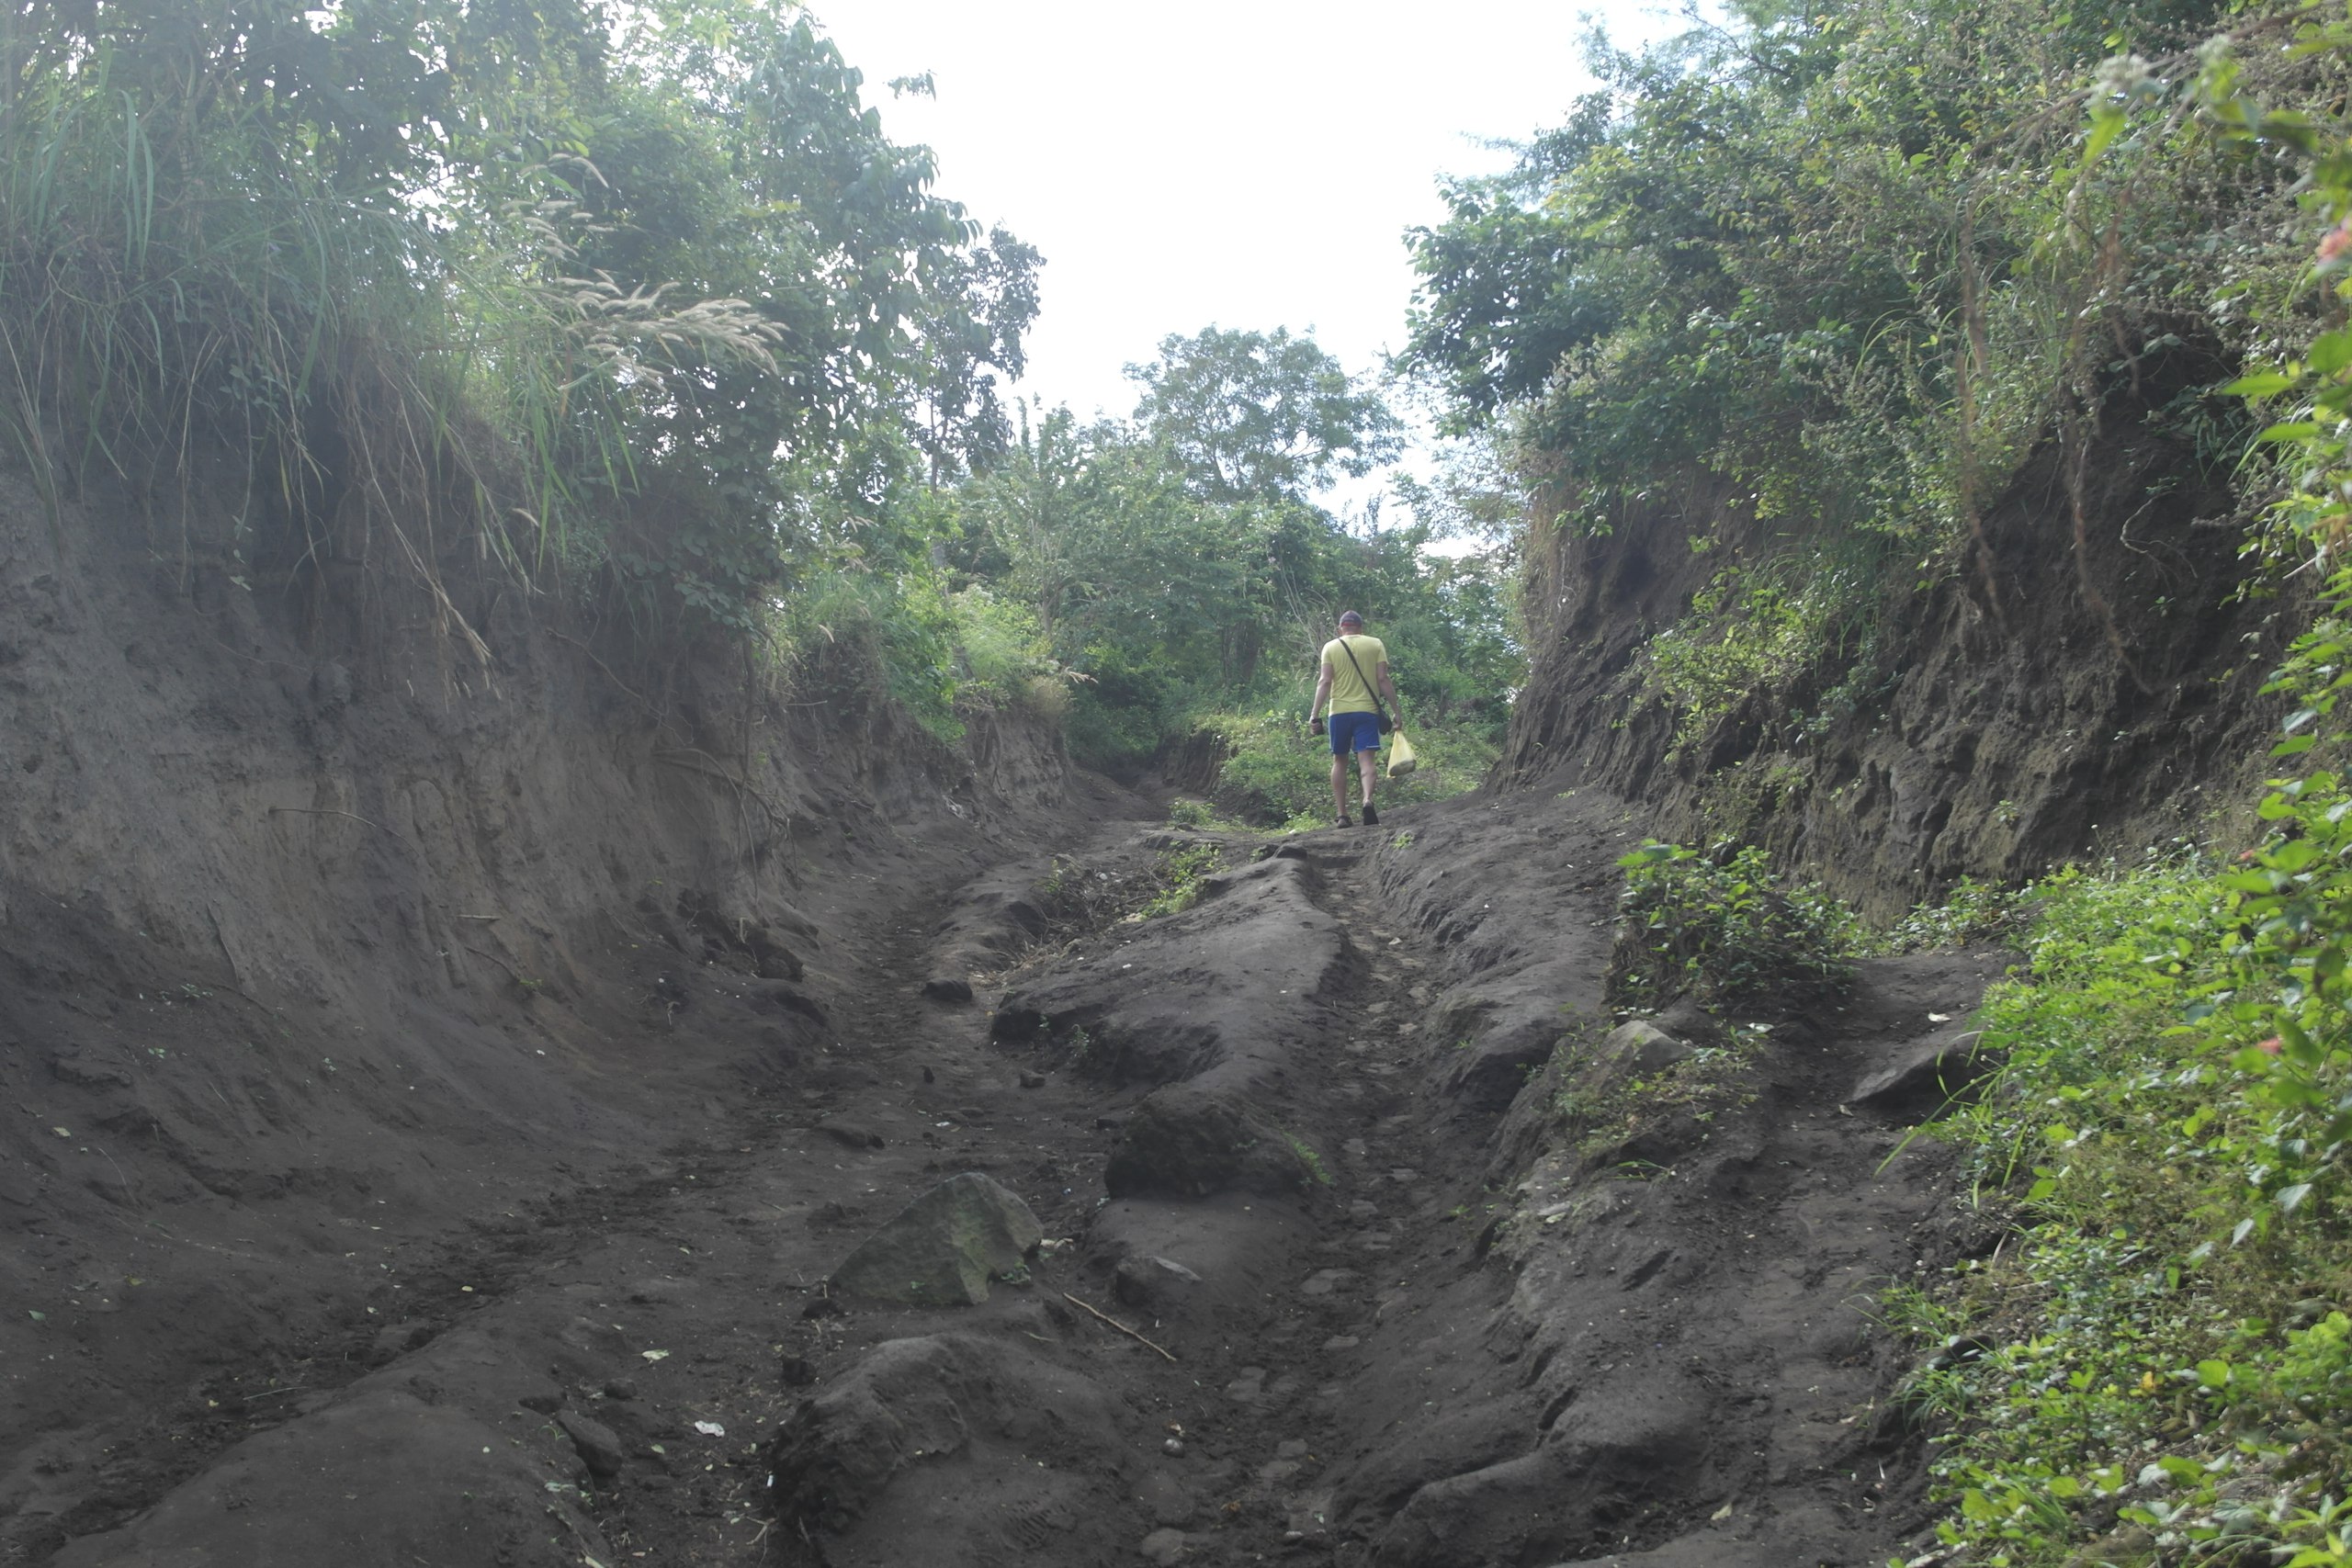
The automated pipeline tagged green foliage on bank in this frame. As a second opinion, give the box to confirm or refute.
[0,0,1522,782]
[1398,0,2335,749]
[1854,31,2352,1561]
[1609,840,1861,1013]
[0,0,1038,657]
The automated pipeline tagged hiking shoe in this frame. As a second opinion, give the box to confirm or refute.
[1335,813,1352,829]
[1362,802,1379,827]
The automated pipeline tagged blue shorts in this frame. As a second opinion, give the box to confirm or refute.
[1329,710,1383,755]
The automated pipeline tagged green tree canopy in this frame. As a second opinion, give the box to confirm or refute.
[1126,326,1404,503]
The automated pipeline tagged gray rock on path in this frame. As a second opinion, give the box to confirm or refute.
[1104,1085,1313,1198]
[1140,1526,1193,1564]
[815,1117,885,1149]
[830,1172,1044,1305]
[1848,1027,1988,1110]
[1114,1254,1203,1314]
[556,1409,627,1480]
[1598,1020,1695,1076]
[765,1332,1131,1554]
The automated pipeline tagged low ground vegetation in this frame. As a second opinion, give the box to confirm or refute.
[1189,707,1498,829]
[1619,807,2352,1562]
[1608,840,1862,1016]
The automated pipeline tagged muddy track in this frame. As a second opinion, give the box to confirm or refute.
[29,789,2004,1568]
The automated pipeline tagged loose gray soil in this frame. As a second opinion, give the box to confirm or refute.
[11,784,2001,1568]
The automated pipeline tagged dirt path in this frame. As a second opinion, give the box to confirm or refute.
[28,787,2005,1568]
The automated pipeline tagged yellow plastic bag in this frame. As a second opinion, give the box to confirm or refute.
[1385,730,1418,779]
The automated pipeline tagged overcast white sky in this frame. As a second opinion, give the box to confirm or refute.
[811,0,1674,508]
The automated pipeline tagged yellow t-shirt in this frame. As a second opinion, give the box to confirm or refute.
[1321,635,1387,714]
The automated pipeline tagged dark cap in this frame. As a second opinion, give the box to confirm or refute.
[1338,610,1363,626]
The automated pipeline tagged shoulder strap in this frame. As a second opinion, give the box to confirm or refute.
[1335,637,1390,722]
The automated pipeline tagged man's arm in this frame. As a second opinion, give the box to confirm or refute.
[1311,662,1335,718]
[1376,660,1400,713]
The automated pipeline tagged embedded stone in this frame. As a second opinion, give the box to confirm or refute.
[829,1172,1044,1306]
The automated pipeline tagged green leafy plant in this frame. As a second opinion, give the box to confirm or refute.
[1283,1133,1335,1188]
[1876,876,2028,954]
[1135,842,1227,921]
[1608,841,1860,1013]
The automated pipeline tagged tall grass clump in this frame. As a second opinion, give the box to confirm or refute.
[0,0,1030,669]
[1,6,510,651]
[1607,840,1860,1014]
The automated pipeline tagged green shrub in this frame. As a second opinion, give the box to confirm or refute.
[1607,841,1860,1013]
[1876,875,2028,955]
[1134,841,1226,920]
[1197,707,1498,827]
[1897,836,2352,1565]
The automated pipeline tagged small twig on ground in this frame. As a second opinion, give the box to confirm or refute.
[460,944,533,990]
[1062,1292,1178,1361]
[546,627,662,719]
[266,806,405,841]
[654,747,792,834]
[91,1143,139,1212]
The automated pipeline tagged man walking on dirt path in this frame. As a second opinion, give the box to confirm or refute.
[1308,610,1401,829]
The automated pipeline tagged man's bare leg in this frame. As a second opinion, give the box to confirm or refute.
[1330,752,1350,820]
[1357,748,1379,818]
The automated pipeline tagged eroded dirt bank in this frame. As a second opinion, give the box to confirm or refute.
[0,474,1084,1562]
[1498,375,2290,919]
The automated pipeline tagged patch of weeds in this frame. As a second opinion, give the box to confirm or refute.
[1550,1027,1761,1165]
[1564,1065,1755,1164]
[1390,830,1416,849]
[1607,840,1859,1013]
[1284,1133,1335,1188]
[1167,795,1253,832]
[1033,853,1147,932]
[1134,841,1226,920]
[1880,833,2352,1564]
[1874,875,2027,954]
